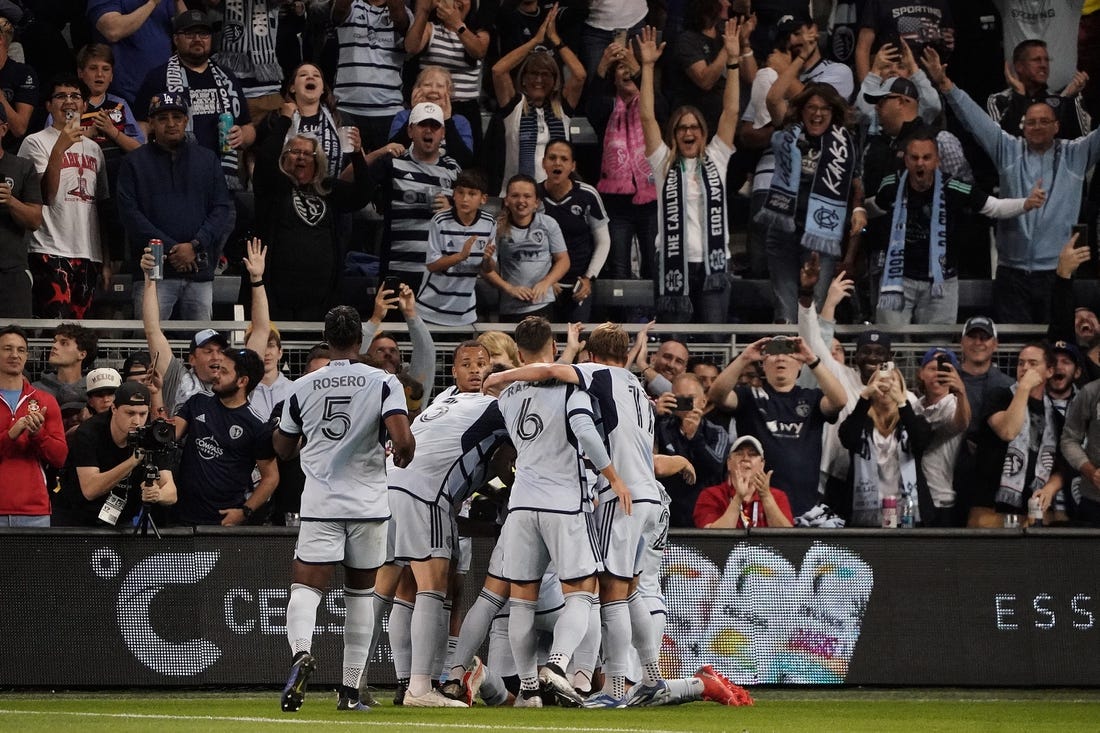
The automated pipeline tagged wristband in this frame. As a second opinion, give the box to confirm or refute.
[726,63,740,70]
[741,50,754,58]
[456,24,467,35]
[241,505,254,520]
[250,279,265,288]
[853,206,867,215]
[807,358,822,370]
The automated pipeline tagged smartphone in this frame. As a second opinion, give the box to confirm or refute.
[879,361,895,373]
[612,28,628,46]
[1073,223,1089,248]
[382,275,401,295]
[763,337,798,356]
[935,354,950,373]
[674,395,694,412]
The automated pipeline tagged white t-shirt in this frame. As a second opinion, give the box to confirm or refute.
[743,67,778,193]
[647,136,733,264]
[917,394,964,508]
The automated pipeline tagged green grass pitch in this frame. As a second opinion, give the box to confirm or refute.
[1,689,1099,732]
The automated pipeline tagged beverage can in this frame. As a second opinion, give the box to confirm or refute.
[1003,513,1020,529]
[881,496,898,529]
[1027,495,1044,527]
[217,112,234,153]
[148,239,163,280]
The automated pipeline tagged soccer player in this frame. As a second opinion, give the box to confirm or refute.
[486,316,631,707]
[273,306,414,713]
[380,340,509,707]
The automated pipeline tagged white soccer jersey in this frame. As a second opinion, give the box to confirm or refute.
[387,391,508,505]
[497,379,593,514]
[279,359,407,520]
[571,362,664,504]
[334,0,411,117]
[418,208,497,326]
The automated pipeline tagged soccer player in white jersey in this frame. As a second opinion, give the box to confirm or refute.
[273,306,414,713]
[379,341,509,707]
[489,316,631,707]
[485,322,752,708]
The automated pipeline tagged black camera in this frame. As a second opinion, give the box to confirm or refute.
[127,418,176,452]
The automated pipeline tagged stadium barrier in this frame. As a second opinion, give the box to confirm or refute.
[7,528,1099,688]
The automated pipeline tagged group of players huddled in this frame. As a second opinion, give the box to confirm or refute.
[273,306,752,711]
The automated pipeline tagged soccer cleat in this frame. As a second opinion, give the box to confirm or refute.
[538,663,584,707]
[393,680,408,706]
[581,692,624,709]
[695,665,754,706]
[359,688,380,707]
[403,688,470,707]
[514,688,543,708]
[621,679,671,707]
[439,679,466,703]
[280,651,316,713]
[336,695,370,711]
[461,656,487,706]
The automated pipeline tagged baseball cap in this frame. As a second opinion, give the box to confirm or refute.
[1052,339,1083,366]
[863,76,920,105]
[190,328,229,352]
[122,351,153,379]
[730,435,764,456]
[962,316,997,339]
[855,329,892,353]
[148,91,190,117]
[114,381,151,407]
[409,102,444,127]
[920,347,960,371]
[173,9,211,33]
[60,400,86,413]
[86,367,122,395]
[776,13,813,38]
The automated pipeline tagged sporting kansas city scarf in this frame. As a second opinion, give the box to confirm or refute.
[518,97,565,178]
[166,55,243,188]
[879,169,947,312]
[657,153,727,318]
[217,0,282,85]
[756,123,856,257]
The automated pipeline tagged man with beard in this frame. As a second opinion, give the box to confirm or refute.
[369,102,461,294]
[172,346,278,526]
[1048,235,1100,383]
[1047,340,1083,414]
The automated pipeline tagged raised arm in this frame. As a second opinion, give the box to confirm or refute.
[491,7,552,106]
[545,9,585,110]
[709,338,769,410]
[636,26,666,157]
[139,247,173,381]
[242,238,271,355]
[714,17,742,148]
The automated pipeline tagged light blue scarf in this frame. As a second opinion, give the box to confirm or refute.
[879,170,947,311]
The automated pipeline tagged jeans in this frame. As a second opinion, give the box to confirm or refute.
[657,262,730,324]
[993,265,1055,324]
[765,229,836,324]
[875,277,959,326]
[0,514,50,527]
[603,194,657,279]
[134,278,214,321]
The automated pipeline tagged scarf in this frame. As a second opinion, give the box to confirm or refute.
[996,385,1058,510]
[166,54,242,186]
[657,152,727,317]
[756,123,856,257]
[598,94,656,205]
[518,98,565,178]
[217,0,282,84]
[286,108,342,179]
[850,416,920,527]
[879,170,947,311]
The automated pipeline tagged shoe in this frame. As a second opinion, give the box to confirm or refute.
[393,680,408,706]
[514,688,543,708]
[538,663,584,707]
[622,679,671,707]
[581,692,624,709]
[280,651,316,713]
[404,688,469,708]
[336,695,370,711]
[694,665,754,706]
[461,656,486,706]
[358,688,379,707]
[439,679,466,703]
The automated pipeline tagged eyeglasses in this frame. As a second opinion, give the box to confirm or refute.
[287,149,315,157]
[51,92,84,102]
[675,123,702,133]
[1022,118,1056,128]
[804,104,833,114]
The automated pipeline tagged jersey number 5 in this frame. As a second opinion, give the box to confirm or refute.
[321,395,353,440]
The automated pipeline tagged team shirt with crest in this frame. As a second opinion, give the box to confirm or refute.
[279,359,407,520]
[387,391,508,505]
[418,208,497,325]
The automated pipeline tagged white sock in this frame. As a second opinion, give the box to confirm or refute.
[665,677,703,702]
[342,586,375,689]
[628,592,661,681]
[389,598,415,681]
[286,583,323,655]
[571,593,601,691]
[450,588,505,678]
[362,591,392,684]
[409,590,446,697]
[548,591,593,670]
[508,598,539,687]
[600,599,631,679]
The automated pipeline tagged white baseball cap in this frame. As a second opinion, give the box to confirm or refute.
[409,102,444,126]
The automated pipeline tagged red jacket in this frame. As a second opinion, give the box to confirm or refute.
[0,378,68,515]
[693,480,794,529]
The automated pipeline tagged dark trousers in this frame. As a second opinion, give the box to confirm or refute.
[993,265,1055,324]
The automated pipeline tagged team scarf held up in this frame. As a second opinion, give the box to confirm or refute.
[598,94,656,205]
[657,153,727,318]
[217,0,283,86]
[757,123,856,257]
[879,169,947,312]
[996,384,1058,510]
[165,54,244,188]
[518,99,565,178]
[286,108,342,179]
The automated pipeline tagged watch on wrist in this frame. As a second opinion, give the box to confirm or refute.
[241,505,253,520]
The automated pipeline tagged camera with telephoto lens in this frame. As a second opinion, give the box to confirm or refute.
[127,417,176,453]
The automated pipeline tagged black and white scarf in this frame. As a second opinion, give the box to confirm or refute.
[166,54,243,185]
[518,98,565,178]
[286,108,341,179]
[996,385,1058,510]
[879,170,948,312]
[217,0,282,85]
[851,420,920,527]
[657,153,727,317]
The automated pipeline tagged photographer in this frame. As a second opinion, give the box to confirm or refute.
[655,373,731,528]
[52,382,177,528]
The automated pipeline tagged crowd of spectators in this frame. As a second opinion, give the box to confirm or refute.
[0,1,1095,325]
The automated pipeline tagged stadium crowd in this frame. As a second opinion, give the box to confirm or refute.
[3,0,1100,712]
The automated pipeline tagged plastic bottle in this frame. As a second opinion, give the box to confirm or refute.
[899,489,916,529]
